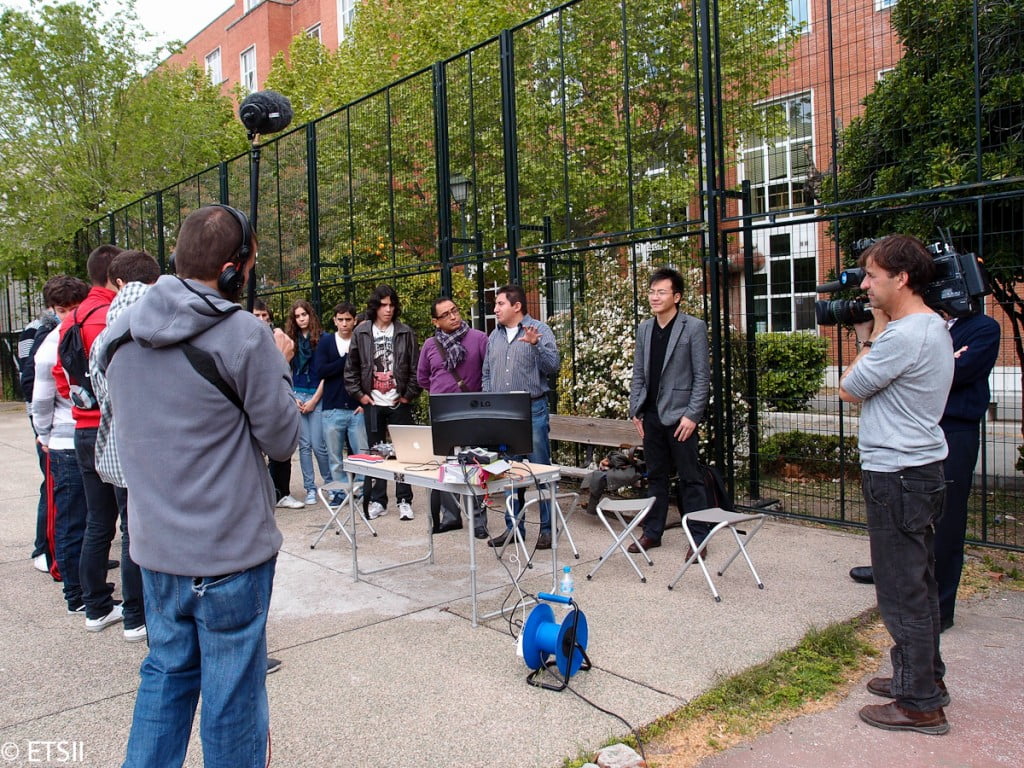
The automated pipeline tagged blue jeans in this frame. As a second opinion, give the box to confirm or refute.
[504,397,552,535]
[49,448,88,608]
[863,461,947,712]
[75,427,143,626]
[123,556,276,768]
[323,407,367,486]
[295,392,331,492]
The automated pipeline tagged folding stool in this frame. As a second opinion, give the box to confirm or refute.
[586,496,656,583]
[667,507,766,601]
[310,480,376,549]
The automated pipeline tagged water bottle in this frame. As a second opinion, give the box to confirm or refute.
[559,565,575,596]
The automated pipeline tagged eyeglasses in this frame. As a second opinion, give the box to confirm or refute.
[435,307,460,320]
[647,289,675,298]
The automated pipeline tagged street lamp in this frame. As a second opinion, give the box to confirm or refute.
[449,174,472,208]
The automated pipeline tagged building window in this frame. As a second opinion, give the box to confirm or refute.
[338,0,358,42]
[786,0,809,35]
[307,24,322,42]
[240,46,257,93]
[205,48,222,85]
[244,0,262,12]
[875,0,897,10]
[741,92,813,217]
[749,232,817,333]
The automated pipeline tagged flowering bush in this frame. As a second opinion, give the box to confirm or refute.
[551,257,637,419]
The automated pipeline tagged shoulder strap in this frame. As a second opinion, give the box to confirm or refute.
[432,337,469,392]
[104,328,244,413]
[74,304,104,326]
[179,343,244,412]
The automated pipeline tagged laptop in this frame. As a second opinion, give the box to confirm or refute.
[388,425,443,464]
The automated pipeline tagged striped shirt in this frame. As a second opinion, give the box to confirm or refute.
[481,314,560,397]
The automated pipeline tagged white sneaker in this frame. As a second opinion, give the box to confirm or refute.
[33,554,49,573]
[305,489,317,505]
[367,501,386,520]
[276,495,305,509]
[85,604,123,633]
[123,625,147,643]
[398,501,414,521]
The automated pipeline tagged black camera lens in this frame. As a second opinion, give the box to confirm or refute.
[814,299,872,326]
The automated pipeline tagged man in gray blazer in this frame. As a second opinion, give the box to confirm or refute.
[627,266,711,552]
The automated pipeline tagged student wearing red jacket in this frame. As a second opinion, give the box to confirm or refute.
[53,245,143,639]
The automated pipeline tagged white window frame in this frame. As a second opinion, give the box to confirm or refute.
[306,23,322,42]
[875,0,897,10]
[240,46,257,93]
[739,91,814,220]
[785,0,810,36]
[204,47,222,85]
[244,0,262,12]
[338,0,358,43]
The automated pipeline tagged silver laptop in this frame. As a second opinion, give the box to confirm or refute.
[388,425,442,464]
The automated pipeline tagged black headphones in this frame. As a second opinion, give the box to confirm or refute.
[167,204,253,300]
[208,204,253,299]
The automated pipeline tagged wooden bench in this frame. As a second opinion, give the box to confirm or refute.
[548,414,640,480]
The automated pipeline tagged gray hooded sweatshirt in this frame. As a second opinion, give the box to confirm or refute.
[104,275,299,577]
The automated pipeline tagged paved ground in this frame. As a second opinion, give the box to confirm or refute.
[0,403,1019,767]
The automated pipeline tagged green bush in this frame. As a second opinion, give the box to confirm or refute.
[760,429,860,479]
[754,332,828,411]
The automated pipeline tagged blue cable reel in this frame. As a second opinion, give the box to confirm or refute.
[521,592,591,691]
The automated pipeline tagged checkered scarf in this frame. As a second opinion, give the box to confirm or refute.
[434,321,470,371]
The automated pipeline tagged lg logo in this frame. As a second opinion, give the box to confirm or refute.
[469,399,491,408]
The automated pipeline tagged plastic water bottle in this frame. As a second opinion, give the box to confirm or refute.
[559,565,575,596]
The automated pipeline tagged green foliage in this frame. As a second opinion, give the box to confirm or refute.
[760,429,860,478]
[753,332,827,411]
[823,0,1024,433]
[0,1,244,283]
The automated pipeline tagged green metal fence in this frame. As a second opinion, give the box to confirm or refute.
[10,0,1022,550]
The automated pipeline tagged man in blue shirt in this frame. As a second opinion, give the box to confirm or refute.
[482,285,560,550]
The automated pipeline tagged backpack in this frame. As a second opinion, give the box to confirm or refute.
[58,304,104,410]
[700,462,734,511]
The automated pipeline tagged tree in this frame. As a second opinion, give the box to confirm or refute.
[0,1,245,282]
[827,0,1024,435]
[261,0,795,286]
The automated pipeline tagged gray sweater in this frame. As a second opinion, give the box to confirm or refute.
[104,275,299,576]
[843,312,953,472]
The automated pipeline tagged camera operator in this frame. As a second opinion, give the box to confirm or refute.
[838,234,954,735]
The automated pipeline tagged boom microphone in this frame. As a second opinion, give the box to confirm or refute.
[238,90,293,136]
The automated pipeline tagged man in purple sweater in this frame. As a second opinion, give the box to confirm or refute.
[417,297,489,539]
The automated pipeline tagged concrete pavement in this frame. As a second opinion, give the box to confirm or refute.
[0,403,1019,767]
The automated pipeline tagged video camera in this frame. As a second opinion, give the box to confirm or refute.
[814,236,990,326]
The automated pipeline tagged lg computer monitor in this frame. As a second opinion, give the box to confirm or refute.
[430,391,533,457]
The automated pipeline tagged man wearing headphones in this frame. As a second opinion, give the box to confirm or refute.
[104,205,299,767]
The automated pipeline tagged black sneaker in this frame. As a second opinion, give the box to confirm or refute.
[474,528,490,540]
[67,602,85,614]
[535,532,552,550]
[266,657,282,674]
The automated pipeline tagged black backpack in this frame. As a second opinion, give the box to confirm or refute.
[58,304,104,410]
[700,462,734,511]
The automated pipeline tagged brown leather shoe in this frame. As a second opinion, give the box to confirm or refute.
[627,535,660,553]
[858,701,949,735]
[684,542,709,561]
[867,676,950,707]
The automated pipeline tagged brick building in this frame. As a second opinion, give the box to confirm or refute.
[163,0,358,96]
